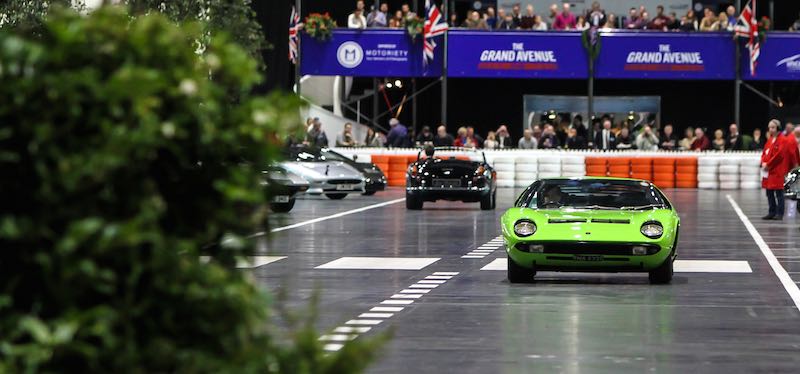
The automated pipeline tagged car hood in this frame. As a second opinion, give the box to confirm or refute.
[280,161,363,180]
[501,207,679,243]
[263,165,309,187]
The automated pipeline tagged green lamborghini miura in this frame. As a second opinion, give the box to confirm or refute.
[501,177,680,284]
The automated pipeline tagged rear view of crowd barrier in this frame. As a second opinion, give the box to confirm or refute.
[335,148,763,190]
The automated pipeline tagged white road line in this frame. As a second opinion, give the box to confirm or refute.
[727,195,800,309]
[391,294,423,299]
[319,334,357,342]
[370,306,404,312]
[417,280,447,284]
[425,275,453,279]
[359,313,394,318]
[258,198,406,234]
[334,326,372,333]
[461,255,485,259]
[400,289,430,294]
[323,343,344,351]
[433,272,459,275]
[408,284,438,288]
[470,250,495,253]
[346,319,383,325]
[381,299,414,305]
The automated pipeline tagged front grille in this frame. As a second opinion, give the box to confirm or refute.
[548,218,588,224]
[515,242,660,255]
[329,179,361,185]
[590,218,631,224]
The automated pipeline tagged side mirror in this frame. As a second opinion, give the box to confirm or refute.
[352,155,358,161]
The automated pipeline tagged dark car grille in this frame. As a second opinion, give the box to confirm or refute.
[515,242,661,255]
[329,179,361,185]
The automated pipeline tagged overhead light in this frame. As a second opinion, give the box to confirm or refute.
[386,82,393,88]
[394,79,403,88]
[778,97,784,107]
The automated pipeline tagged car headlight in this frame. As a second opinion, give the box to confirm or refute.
[514,220,536,237]
[640,222,663,239]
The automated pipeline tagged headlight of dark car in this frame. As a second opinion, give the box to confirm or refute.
[640,221,663,239]
[514,220,536,237]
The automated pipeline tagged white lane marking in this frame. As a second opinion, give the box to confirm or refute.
[316,257,440,270]
[470,250,495,253]
[425,275,453,279]
[263,198,406,234]
[381,299,414,305]
[345,319,383,325]
[408,284,439,288]
[400,289,430,294]
[727,195,800,309]
[674,260,752,273]
[433,272,459,275]
[461,255,485,259]
[323,343,344,351]
[334,326,372,333]
[319,334,357,342]
[370,306,404,312]
[480,258,752,273]
[391,294,422,299]
[199,255,286,269]
[478,246,500,249]
[359,313,393,318]
[417,280,447,284]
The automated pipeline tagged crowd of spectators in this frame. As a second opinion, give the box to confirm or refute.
[344,1,785,32]
[302,115,791,153]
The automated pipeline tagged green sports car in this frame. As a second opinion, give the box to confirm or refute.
[501,177,680,284]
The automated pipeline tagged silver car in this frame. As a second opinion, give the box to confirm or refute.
[282,146,365,199]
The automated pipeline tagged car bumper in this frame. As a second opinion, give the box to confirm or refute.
[505,240,672,272]
[307,181,365,195]
[406,185,491,202]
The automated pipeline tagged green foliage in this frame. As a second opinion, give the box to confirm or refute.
[0,7,382,373]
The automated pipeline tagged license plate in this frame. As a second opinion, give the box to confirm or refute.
[336,184,353,191]
[432,178,461,188]
[272,195,290,203]
[574,255,603,261]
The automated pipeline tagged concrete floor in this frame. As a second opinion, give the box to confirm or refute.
[254,187,800,373]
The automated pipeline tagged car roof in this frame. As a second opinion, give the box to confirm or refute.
[538,176,650,183]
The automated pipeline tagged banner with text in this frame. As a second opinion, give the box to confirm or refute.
[300,30,442,77]
[595,32,735,80]
[446,31,588,79]
[741,32,800,81]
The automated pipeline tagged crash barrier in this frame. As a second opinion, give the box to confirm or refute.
[334,148,762,189]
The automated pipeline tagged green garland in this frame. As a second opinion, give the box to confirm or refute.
[581,28,601,61]
[406,16,424,40]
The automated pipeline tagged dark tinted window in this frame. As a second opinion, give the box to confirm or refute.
[520,179,670,210]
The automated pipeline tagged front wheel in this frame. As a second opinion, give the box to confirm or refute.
[480,192,496,210]
[507,255,535,283]
[325,193,347,200]
[649,257,674,284]
[406,194,423,210]
[269,198,296,213]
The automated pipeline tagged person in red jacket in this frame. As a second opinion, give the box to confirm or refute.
[761,119,793,220]
[691,127,711,151]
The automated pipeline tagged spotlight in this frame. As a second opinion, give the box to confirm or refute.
[386,82,393,88]
[778,98,784,108]
[394,80,403,88]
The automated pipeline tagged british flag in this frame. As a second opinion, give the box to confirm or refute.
[423,0,448,66]
[734,0,760,75]
[288,5,301,64]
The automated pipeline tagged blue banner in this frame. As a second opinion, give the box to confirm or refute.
[595,32,735,80]
[446,31,588,79]
[300,29,442,77]
[742,32,800,81]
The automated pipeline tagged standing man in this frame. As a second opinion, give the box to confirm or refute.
[496,125,514,149]
[305,119,329,147]
[336,122,357,147]
[467,127,484,148]
[762,119,792,220]
[385,118,409,147]
[594,119,616,150]
[517,129,537,149]
[552,3,576,30]
[726,123,744,151]
[433,125,454,146]
[367,3,388,27]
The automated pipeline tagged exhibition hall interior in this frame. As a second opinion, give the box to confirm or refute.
[6,0,800,372]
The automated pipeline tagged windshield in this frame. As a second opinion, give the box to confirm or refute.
[287,147,349,163]
[520,179,670,210]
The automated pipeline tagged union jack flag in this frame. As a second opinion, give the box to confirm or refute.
[735,0,760,75]
[423,0,448,66]
[289,5,301,64]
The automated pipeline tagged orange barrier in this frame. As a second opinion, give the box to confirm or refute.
[674,156,698,188]
[585,157,608,176]
[630,158,653,181]
[652,157,676,188]
[386,155,411,187]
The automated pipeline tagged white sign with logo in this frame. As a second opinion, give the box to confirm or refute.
[776,54,800,73]
[337,41,363,68]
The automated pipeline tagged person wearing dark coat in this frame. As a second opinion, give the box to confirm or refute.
[495,125,514,149]
[594,119,616,150]
[433,125,454,147]
[726,123,745,151]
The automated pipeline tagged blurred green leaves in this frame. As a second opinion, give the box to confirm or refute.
[0,6,382,373]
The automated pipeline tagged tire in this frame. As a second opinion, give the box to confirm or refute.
[406,195,423,210]
[325,193,347,200]
[480,192,495,210]
[269,198,296,213]
[491,191,497,209]
[507,255,534,283]
[362,190,377,196]
[649,256,674,284]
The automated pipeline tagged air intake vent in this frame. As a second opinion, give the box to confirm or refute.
[591,219,631,224]
[548,218,588,223]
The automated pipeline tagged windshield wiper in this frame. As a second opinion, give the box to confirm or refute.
[620,204,665,210]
